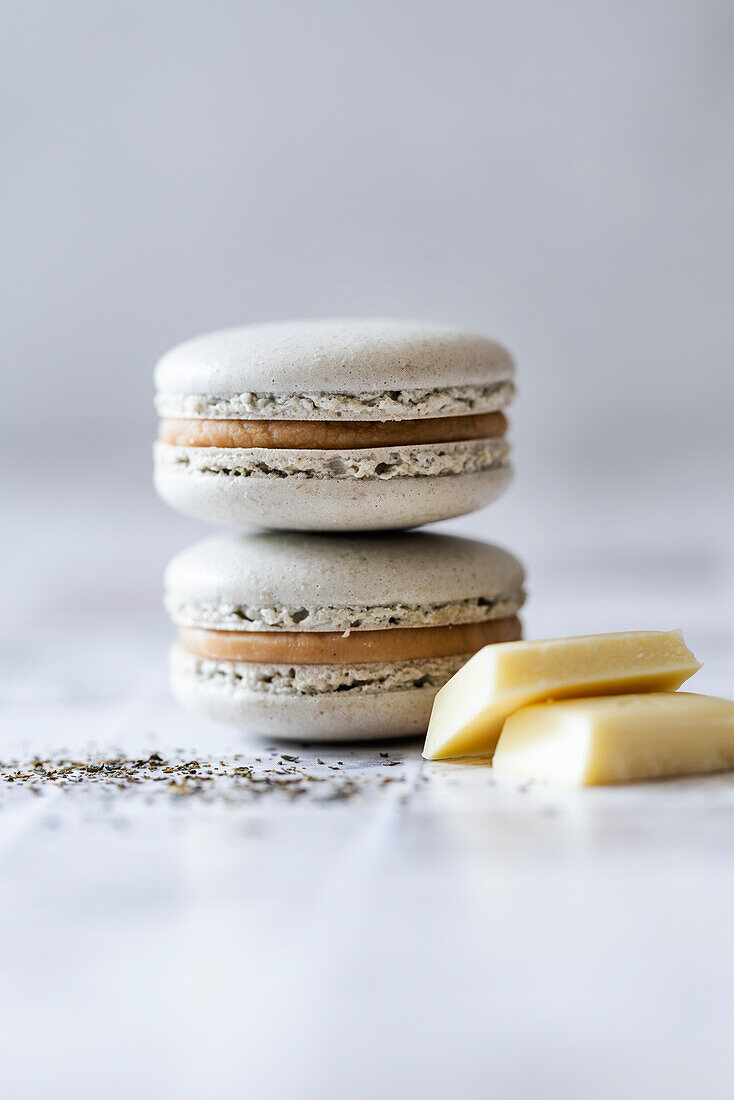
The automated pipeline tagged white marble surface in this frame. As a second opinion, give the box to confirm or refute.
[2,465,733,1100]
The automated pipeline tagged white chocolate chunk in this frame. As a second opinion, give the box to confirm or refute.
[422,630,700,760]
[492,693,734,786]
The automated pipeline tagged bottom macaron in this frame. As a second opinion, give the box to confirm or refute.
[164,531,525,741]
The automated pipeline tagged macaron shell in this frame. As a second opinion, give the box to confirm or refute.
[155,318,514,398]
[154,459,512,531]
[171,651,448,740]
[164,529,525,615]
[155,379,515,422]
[154,439,508,483]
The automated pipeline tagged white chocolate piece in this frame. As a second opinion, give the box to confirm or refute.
[492,693,734,786]
[422,630,700,760]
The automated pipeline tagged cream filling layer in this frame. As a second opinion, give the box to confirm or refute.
[179,617,522,665]
[158,411,507,449]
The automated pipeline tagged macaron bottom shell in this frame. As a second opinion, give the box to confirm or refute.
[170,645,464,740]
[154,458,512,531]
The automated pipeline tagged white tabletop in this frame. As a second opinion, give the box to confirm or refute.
[2,463,733,1100]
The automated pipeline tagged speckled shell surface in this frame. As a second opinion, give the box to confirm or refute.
[170,647,465,741]
[155,318,514,402]
[166,531,525,740]
[153,455,512,531]
[164,529,525,626]
[153,319,515,528]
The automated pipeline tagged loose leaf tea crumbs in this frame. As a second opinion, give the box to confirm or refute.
[0,751,407,809]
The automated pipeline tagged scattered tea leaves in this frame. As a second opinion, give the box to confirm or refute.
[0,750,405,809]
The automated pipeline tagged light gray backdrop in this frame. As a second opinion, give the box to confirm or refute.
[2,10,734,1096]
[2,0,732,591]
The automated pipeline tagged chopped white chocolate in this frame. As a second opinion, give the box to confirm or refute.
[422,630,700,760]
[492,692,734,785]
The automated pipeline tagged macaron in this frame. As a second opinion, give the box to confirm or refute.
[164,530,526,740]
[154,318,514,531]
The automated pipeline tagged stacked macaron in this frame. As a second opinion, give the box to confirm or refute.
[154,319,525,740]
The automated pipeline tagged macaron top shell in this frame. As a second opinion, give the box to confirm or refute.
[165,530,525,633]
[155,318,514,407]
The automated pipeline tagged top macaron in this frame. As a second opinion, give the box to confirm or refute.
[154,318,515,531]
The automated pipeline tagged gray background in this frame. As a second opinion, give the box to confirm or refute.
[2,0,733,614]
[2,7,734,1097]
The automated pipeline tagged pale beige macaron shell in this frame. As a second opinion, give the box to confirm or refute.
[164,530,525,631]
[154,318,514,417]
[154,455,511,532]
[153,319,515,531]
[170,648,464,740]
[165,531,525,741]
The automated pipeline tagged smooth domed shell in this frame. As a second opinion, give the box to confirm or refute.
[154,318,514,397]
[164,530,525,626]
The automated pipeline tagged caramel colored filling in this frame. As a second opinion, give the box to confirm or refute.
[159,411,507,450]
[179,617,521,665]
